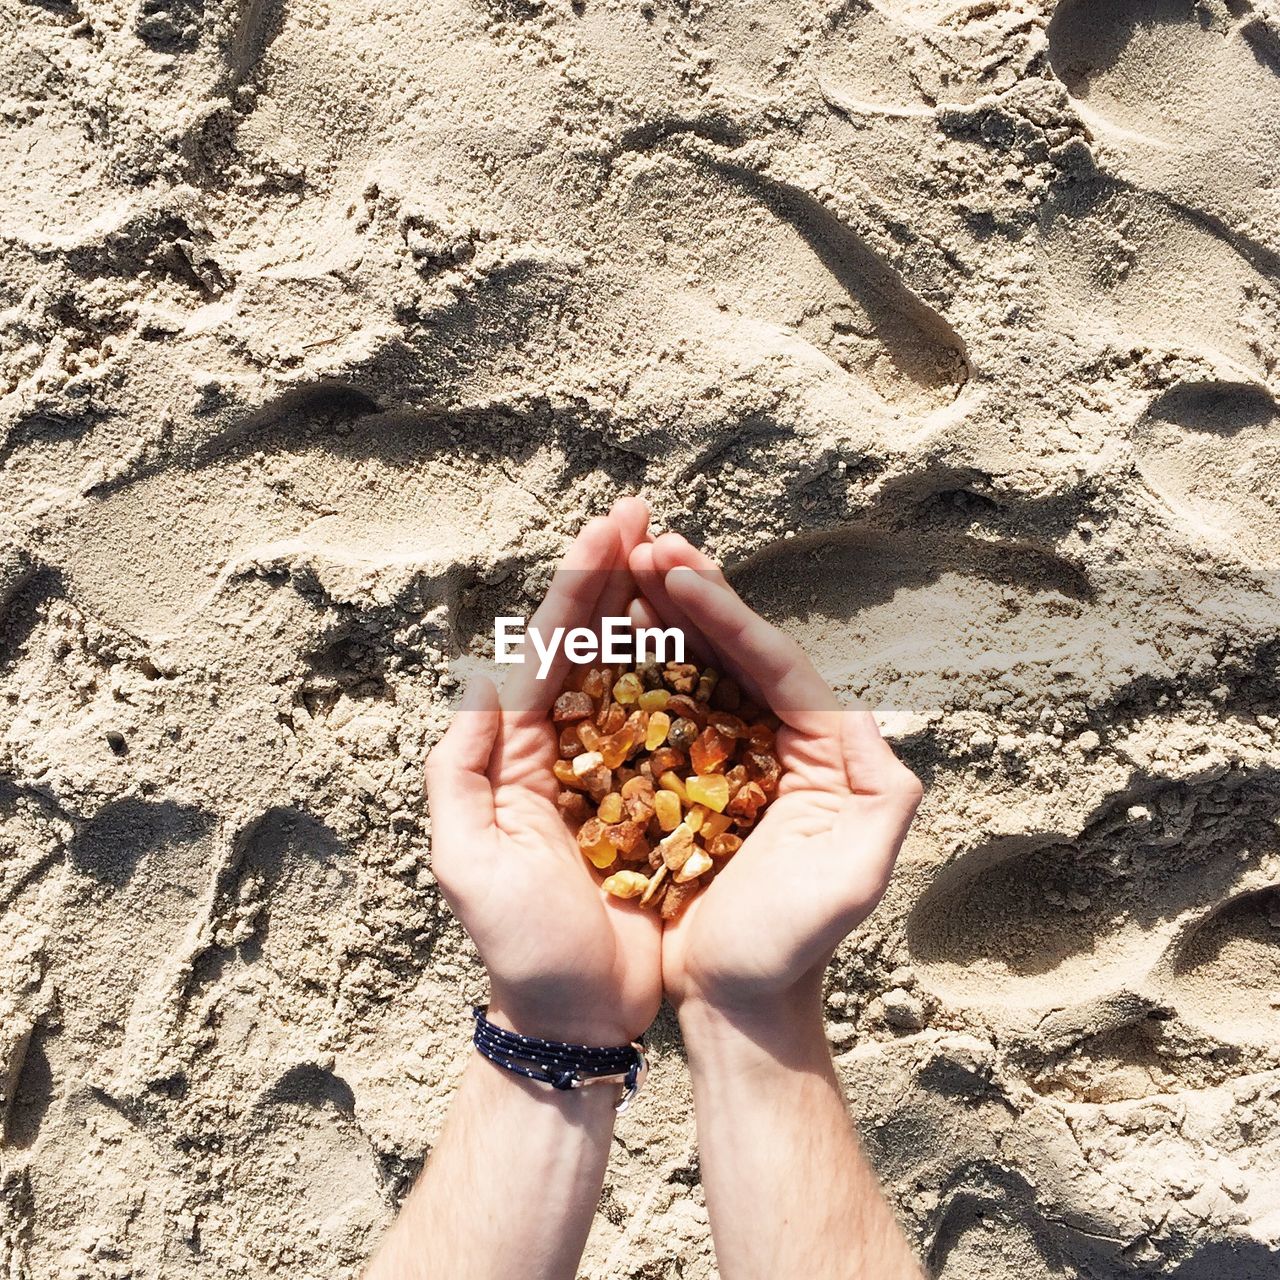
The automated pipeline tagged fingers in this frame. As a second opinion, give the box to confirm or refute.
[628,594,665,635]
[840,705,924,801]
[501,516,619,721]
[663,564,838,729]
[597,496,651,624]
[612,495,651,547]
[822,706,921,916]
[648,530,728,585]
[628,540,717,666]
[643,533,763,701]
[424,676,500,867]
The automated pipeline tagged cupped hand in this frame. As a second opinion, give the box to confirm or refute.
[425,499,662,1046]
[628,533,923,1019]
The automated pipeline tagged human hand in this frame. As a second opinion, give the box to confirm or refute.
[627,533,923,1023]
[425,499,662,1046]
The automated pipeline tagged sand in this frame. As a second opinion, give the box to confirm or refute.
[2,0,1280,1274]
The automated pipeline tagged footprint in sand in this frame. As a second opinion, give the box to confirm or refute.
[727,523,1101,721]
[4,799,386,1272]
[613,149,968,414]
[1033,2,1280,635]
[1037,174,1275,379]
[1132,380,1280,566]
[906,776,1279,1007]
[737,524,1280,1093]
[176,815,388,1269]
[929,1184,1075,1280]
[808,0,1038,114]
[808,2,940,115]
[904,767,1280,1119]
[0,21,127,245]
[1,1081,197,1278]
[182,805,359,1086]
[212,1063,386,1274]
[1,799,218,1275]
[53,392,545,639]
[888,763,1280,1239]
[1048,0,1280,242]
[1169,885,1280,1042]
[211,0,969,421]
[42,798,218,1081]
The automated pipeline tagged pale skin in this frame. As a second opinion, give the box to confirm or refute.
[364,498,925,1280]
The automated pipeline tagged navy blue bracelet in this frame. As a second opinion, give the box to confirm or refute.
[471,1007,648,1113]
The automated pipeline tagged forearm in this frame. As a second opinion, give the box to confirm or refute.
[679,989,924,1280]
[365,1049,617,1280]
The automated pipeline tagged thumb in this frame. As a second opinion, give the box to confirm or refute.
[424,676,500,857]
[840,703,923,801]
[828,706,922,912]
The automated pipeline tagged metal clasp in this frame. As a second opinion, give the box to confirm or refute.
[615,1042,648,1114]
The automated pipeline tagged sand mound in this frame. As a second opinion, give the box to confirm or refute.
[3,0,1280,1275]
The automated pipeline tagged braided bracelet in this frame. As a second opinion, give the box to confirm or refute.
[471,1006,648,1114]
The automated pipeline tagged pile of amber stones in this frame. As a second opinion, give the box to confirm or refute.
[551,660,781,918]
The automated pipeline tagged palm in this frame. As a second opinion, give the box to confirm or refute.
[480,718,661,1036]
[662,726,870,1002]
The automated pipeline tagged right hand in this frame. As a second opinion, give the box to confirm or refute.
[627,533,923,1020]
[424,500,662,1046]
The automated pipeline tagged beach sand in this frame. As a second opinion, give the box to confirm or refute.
[3,0,1280,1274]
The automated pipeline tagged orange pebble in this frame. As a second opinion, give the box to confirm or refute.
[689,726,732,776]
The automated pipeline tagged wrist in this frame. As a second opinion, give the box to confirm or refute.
[486,995,640,1048]
[675,978,831,1071]
[672,962,825,1031]
[468,1046,623,1109]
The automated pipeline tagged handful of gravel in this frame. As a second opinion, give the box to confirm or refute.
[551,659,782,918]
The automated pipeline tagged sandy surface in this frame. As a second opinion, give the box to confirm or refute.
[3,0,1280,1275]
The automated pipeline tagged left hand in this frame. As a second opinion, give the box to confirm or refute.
[627,533,923,1021]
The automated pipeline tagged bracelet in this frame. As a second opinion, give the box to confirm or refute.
[471,1006,648,1114]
